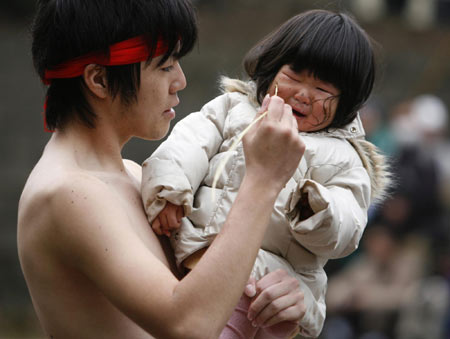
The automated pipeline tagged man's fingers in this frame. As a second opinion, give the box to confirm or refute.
[259,94,270,114]
[285,103,299,131]
[252,292,304,327]
[260,319,300,338]
[248,283,289,321]
[248,270,300,322]
[263,305,305,328]
[245,276,257,298]
[266,96,286,121]
[292,114,299,131]
[280,103,296,129]
[254,269,288,293]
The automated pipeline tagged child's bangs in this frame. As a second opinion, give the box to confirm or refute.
[290,28,350,92]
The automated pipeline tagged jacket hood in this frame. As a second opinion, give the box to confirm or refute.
[219,76,391,203]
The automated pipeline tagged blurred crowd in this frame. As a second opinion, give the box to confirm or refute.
[321,93,450,339]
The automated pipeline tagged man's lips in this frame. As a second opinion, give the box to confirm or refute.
[163,108,176,118]
[164,100,179,114]
[167,99,180,112]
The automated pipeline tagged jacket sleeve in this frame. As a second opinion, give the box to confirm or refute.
[285,164,371,259]
[141,94,231,223]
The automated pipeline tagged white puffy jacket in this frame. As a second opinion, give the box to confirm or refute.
[141,78,390,338]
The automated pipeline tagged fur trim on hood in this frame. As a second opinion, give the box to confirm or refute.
[348,138,392,203]
[219,76,259,106]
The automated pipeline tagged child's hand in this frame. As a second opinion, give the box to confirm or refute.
[151,202,184,237]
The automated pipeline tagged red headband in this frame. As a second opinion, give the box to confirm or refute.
[42,35,169,132]
[42,35,168,84]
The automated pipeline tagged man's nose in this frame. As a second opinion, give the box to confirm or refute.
[170,62,187,94]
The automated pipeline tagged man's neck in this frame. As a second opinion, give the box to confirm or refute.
[49,118,131,174]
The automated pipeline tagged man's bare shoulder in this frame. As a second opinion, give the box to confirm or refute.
[18,163,120,272]
[21,164,106,211]
[18,162,125,245]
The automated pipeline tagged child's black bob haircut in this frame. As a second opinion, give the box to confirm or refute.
[32,0,197,130]
[244,9,376,129]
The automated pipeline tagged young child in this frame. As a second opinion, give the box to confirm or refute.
[141,9,390,338]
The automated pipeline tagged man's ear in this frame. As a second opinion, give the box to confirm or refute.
[82,64,108,99]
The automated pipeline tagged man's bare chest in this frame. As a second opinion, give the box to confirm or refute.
[99,173,170,263]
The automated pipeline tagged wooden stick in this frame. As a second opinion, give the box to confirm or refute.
[211,85,278,201]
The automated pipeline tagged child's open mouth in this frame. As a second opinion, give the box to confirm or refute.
[292,109,306,117]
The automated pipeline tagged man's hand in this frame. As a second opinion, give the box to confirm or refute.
[151,202,184,237]
[243,94,305,193]
[245,269,305,331]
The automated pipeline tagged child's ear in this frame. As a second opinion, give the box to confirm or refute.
[82,64,108,99]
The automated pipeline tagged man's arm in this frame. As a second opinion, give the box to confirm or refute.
[50,96,304,339]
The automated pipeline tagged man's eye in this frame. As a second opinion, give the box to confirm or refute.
[162,65,174,72]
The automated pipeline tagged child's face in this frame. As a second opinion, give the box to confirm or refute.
[268,65,340,132]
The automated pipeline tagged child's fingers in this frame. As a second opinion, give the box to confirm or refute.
[160,212,169,230]
[159,218,172,237]
[176,206,184,223]
[151,218,163,236]
[166,208,180,229]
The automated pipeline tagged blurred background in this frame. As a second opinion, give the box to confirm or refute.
[1,0,450,338]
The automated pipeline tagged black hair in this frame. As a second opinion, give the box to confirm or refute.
[244,9,375,129]
[32,0,197,130]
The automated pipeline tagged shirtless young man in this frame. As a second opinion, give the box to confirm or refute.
[17,1,306,338]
